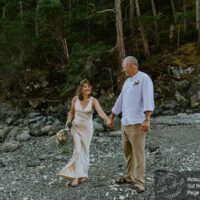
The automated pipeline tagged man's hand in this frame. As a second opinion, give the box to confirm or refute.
[141,120,150,132]
[108,118,114,129]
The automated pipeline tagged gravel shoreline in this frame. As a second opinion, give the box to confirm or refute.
[1,114,200,200]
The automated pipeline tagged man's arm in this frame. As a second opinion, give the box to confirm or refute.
[141,75,154,132]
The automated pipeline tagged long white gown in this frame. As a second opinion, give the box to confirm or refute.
[58,97,94,179]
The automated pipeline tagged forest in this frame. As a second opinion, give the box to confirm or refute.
[0,0,200,113]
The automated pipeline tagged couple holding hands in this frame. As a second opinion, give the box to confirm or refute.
[58,56,154,194]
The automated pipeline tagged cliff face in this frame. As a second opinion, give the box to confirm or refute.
[151,43,200,114]
[0,43,200,115]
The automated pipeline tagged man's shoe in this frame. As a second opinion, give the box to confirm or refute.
[132,185,145,193]
[115,177,131,184]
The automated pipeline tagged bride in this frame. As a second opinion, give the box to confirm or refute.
[58,79,110,187]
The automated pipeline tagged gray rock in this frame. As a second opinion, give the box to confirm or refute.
[168,65,181,79]
[40,117,47,124]
[174,80,189,91]
[48,130,55,136]
[41,125,55,135]
[47,116,54,121]
[93,121,104,132]
[0,127,10,143]
[30,123,42,130]
[6,127,19,141]
[46,121,52,125]
[30,129,42,136]
[175,91,189,107]
[191,91,200,107]
[152,113,200,125]
[28,116,44,124]
[0,158,7,167]
[6,117,13,125]
[16,132,31,142]
[16,118,25,126]
[160,100,178,109]
[108,130,121,136]
[52,119,62,126]
[182,66,195,75]
[26,112,42,118]
[2,142,20,152]
[113,116,121,130]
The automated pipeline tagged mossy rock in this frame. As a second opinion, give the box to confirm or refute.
[171,43,200,68]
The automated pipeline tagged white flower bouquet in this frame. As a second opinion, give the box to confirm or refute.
[55,129,70,154]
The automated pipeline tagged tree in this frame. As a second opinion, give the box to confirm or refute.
[135,0,150,58]
[115,0,125,66]
[183,0,187,33]
[151,0,159,46]
[196,0,200,51]
[171,0,177,24]
[129,0,135,35]
[36,0,69,65]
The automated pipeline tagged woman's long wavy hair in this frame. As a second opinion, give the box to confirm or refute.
[78,79,92,100]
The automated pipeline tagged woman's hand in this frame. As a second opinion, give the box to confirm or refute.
[65,121,72,131]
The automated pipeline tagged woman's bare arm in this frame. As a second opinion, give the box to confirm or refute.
[93,98,109,124]
[66,96,76,127]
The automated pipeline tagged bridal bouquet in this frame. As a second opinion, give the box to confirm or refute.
[55,129,70,154]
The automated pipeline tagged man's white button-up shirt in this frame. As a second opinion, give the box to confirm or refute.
[112,71,154,125]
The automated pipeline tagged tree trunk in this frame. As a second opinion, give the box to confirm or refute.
[115,0,126,65]
[129,0,135,35]
[169,24,175,43]
[69,0,72,19]
[55,19,69,64]
[19,0,24,67]
[183,0,187,33]
[35,5,39,37]
[196,0,200,52]
[177,23,180,53]
[135,0,150,58]
[87,0,90,45]
[151,0,159,46]
[2,6,5,18]
[171,0,177,24]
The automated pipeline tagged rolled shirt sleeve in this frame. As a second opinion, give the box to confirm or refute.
[142,75,154,112]
[112,91,123,115]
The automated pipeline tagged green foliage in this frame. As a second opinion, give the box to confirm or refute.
[0,0,199,105]
[65,41,111,94]
[138,12,163,24]
[37,0,64,17]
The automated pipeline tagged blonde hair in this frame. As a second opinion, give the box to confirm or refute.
[78,79,92,100]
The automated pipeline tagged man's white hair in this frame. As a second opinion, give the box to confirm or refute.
[123,56,138,67]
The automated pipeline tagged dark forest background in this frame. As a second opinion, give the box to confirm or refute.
[0,0,200,113]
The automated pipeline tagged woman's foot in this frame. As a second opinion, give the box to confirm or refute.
[79,177,88,183]
[68,178,79,187]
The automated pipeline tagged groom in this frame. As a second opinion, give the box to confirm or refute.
[108,56,154,193]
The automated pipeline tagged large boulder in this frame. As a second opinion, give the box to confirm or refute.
[16,132,31,142]
[2,141,20,153]
[0,127,10,143]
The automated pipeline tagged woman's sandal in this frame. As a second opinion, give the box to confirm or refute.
[115,177,131,184]
[78,178,88,184]
[132,185,145,193]
[68,179,79,187]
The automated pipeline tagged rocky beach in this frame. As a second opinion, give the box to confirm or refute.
[1,106,200,200]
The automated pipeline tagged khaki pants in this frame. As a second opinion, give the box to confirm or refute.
[121,124,146,190]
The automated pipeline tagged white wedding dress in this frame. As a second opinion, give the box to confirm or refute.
[58,97,94,179]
